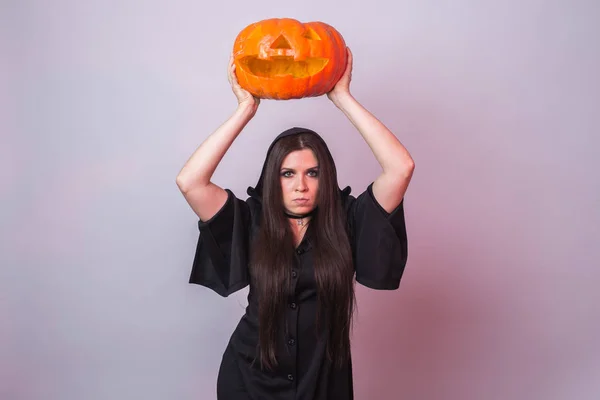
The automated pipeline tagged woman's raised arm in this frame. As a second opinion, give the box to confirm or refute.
[176,55,260,221]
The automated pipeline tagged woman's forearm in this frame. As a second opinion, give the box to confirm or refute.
[176,103,256,193]
[333,93,414,175]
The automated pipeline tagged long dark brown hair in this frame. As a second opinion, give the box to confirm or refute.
[249,132,355,370]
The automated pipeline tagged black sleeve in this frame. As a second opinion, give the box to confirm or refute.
[346,182,409,290]
[188,189,253,297]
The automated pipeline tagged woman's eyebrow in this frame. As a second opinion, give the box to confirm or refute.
[280,166,320,171]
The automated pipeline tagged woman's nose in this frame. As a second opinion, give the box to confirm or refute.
[295,177,307,191]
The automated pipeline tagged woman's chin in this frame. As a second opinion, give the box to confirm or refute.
[287,204,314,214]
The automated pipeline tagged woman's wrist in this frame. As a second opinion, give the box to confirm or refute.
[236,100,258,118]
[331,92,355,111]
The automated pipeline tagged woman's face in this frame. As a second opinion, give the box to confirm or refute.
[280,149,319,216]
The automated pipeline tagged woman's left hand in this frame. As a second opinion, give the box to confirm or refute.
[327,47,353,107]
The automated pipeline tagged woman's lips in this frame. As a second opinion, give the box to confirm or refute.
[293,198,309,204]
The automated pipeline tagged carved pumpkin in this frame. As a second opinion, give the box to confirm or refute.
[232,18,347,100]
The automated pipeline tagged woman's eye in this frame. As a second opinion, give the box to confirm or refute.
[282,171,293,177]
[308,170,319,177]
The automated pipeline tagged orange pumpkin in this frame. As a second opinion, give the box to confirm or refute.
[232,18,347,100]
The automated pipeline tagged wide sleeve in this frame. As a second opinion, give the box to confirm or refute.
[346,182,409,290]
[188,189,253,297]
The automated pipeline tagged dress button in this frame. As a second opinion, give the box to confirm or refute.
[288,338,295,346]
[287,374,294,381]
[291,270,297,278]
[296,249,302,255]
[289,302,297,309]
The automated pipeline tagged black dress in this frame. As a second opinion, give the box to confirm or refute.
[188,127,409,400]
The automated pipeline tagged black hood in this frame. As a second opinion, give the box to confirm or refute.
[246,126,351,202]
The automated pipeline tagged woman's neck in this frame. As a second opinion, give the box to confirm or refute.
[289,216,311,228]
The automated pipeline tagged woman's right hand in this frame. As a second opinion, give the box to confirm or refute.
[228,54,260,111]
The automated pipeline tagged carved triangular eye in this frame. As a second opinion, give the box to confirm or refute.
[302,27,321,40]
[270,35,292,49]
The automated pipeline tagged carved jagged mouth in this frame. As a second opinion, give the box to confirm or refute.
[239,56,329,78]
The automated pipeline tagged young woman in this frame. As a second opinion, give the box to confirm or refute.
[176,48,415,400]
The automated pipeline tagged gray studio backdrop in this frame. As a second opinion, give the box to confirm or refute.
[3,0,599,399]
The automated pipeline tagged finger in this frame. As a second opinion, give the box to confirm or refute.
[228,53,237,76]
[230,64,239,85]
[228,63,238,84]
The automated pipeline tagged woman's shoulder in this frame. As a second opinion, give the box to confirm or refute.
[340,185,354,208]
